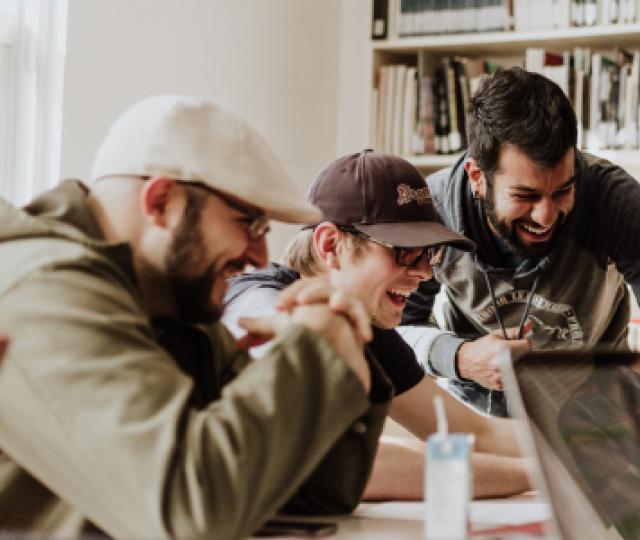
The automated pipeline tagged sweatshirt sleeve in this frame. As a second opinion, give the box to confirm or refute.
[396,326,467,380]
[0,254,389,540]
[581,161,640,304]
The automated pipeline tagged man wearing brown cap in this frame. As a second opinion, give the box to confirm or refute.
[0,96,391,539]
[224,149,530,500]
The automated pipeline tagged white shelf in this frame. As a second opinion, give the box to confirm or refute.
[372,24,640,55]
[405,150,640,172]
[405,153,463,169]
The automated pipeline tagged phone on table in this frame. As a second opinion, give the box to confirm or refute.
[254,519,337,538]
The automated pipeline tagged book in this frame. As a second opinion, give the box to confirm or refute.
[419,75,437,154]
[401,66,418,156]
[392,64,407,154]
[372,0,389,39]
[434,64,451,154]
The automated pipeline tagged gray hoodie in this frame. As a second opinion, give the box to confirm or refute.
[399,151,640,415]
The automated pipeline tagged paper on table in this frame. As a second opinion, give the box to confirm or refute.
[470,500,550,528]
[355,499,550,527]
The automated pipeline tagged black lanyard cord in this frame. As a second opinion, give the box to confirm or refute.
[482,270,542,341]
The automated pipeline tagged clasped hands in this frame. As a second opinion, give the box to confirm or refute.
[235,277,372,392]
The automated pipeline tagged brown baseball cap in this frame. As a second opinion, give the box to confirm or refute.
[307,149,475,251]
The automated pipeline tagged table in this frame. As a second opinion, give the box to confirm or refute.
[254,494,551,539]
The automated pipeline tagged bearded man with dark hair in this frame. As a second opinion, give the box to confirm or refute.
[400,66,640,416]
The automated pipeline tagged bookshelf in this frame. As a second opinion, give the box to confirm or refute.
[369,7,640,175]
[373,23,640,55]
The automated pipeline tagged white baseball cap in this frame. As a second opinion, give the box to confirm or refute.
[91,95,321,224]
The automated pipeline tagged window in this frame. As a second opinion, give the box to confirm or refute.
[0,0,67,205]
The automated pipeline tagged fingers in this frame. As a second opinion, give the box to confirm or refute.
[234,333,273,352]
[238,313,289,337]
[276,278,372,343]
[491,323,533,342]
[275,277,330,310]
[491,325,520,339]
[236,313,292,352]
[484,364,504,391]
[328,290,372,342]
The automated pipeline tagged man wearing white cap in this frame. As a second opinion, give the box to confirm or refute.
[0,96,389,539]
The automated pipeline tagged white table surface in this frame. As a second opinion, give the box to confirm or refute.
[253,493,551,539]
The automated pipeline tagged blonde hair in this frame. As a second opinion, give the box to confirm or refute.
[281,229,323,277]
[281,226,367,277]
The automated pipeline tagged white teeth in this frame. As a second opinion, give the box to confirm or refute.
[521,223,550,235]
[388,289,413,298]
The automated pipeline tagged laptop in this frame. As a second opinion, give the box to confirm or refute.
[500,348,640,540]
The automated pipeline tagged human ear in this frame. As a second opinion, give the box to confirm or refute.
[140,177,182,228]
[313,222,341,270]
[464,157,487,199]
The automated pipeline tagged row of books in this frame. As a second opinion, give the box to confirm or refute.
[514,0,640,31]
[372,58,499,156]
[526,46,640,150]
[397,0,510,36]
[373,46,640,157]
[372,65,420,156]
[371,0,640,39]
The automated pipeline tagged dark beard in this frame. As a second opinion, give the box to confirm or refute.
[165,192,221,324]
[481,183,564,259]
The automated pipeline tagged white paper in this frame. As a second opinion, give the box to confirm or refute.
[355,499,550,527]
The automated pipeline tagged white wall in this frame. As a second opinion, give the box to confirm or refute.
[336,0,371,156]
[61,0,370,259]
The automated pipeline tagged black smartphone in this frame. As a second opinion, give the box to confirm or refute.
[254,519,337,538]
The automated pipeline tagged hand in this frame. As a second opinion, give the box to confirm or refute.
[456,322,532,390]
[239,304,371,393]
[234,312,289,352]
[276,276,372,342]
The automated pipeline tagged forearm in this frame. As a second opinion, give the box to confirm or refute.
[363,435,424,501]
[471,453,531,499]
[363,436,530,501]
[473,416,523,457]
[390,378,521,458]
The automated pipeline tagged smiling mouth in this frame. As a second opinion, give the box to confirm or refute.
[516,221,554,242]
[387,288,414,306]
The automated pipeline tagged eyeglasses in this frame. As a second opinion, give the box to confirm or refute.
[336,225,445,267]
[178,181,271,240]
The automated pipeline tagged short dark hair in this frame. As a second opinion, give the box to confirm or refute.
[466,67,577,178]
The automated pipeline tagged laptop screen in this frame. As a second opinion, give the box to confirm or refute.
[506,350,640,540]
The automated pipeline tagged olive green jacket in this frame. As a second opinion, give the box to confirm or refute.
[0,181,391,539]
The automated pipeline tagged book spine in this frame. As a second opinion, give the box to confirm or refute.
[372,0,389,39]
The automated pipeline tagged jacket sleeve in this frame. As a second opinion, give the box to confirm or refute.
[279,350,392,515]
[397,326,467,380]
[399,279,469,380]
[581,161,640,304]
[0,255,389,540]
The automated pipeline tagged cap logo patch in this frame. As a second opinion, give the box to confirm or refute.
[397,183,430,206]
